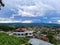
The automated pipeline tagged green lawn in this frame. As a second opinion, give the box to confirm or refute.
[0,32,29,45]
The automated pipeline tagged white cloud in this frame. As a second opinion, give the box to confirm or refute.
[10,14,16,18]
[21,20,32,23]
[8,0,55,18]
[0,18,20,23]
[1,0,60,23]
[3,0,60,18]
[0,18,32,23]
[57,20,60,24]
[17,1,54,17]
[48,21,52,23]
[0,21,19,23]
[41,0,60,10]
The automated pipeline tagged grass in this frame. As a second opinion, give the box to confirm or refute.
[0,32,29,45]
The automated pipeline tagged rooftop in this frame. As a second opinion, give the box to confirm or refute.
[29,38,54,45]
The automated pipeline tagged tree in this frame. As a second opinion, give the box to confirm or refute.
[0,0,5,10]
[46,33,58,45]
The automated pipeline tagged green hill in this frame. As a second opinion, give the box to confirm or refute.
[0,32,29,45]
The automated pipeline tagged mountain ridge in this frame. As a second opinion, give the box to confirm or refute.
[0,23,60,27]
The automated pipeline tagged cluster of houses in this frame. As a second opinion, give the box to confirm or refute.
[1,26,60,42]
[55,34,60,43]
[5,27,49,42]
[0,27,58,45]
[11,27,53,45]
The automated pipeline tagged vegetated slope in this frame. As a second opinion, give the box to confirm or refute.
[0,32,29,45]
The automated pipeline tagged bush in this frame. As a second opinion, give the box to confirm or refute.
[46,33,58,45]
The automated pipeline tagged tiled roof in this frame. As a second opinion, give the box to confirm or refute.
[16,28,27,31]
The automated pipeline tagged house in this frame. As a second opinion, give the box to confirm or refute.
[28,38,54,45]
[13,28,34,37]
[56,34,60,40]
[13,31,34,37]
[0,31,4,32]
[41,36,49,41]
[6,31,13,36]
[33,32,48,41]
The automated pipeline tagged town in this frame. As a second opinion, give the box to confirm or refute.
[0,25,60,45]
[0,0,60,45]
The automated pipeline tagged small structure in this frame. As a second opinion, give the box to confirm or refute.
[6,31,13,36]
[29,38,54,45]
[0,31,4,32]
[41,36,49,41]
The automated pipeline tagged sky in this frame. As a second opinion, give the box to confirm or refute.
[0,0,60,23]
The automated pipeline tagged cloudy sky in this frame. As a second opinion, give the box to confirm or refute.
[0,0,60,23]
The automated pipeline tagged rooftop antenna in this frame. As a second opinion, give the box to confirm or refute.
[0,0,5,10]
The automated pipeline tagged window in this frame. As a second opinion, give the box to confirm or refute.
[25,33,28,35]
[21,34,24,35]
[18,34,20,35]
[29,33,32,35]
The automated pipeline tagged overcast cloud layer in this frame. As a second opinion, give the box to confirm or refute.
[0,0,60,23]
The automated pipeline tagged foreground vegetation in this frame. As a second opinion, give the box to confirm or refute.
[0,32,29,45]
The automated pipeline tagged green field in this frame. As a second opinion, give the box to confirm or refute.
[0,32,29,45]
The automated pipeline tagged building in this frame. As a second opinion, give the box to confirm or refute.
[56,34,60,40]
[13,31,34,37]
[41,36,49,41]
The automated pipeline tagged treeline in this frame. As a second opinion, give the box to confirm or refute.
[0,25,28,31]
[0,25,17,31]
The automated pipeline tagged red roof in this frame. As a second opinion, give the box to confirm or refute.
[16,28,27,31]
[41,37,49,41]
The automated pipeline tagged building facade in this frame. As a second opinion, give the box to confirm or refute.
[13,31,34,37]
